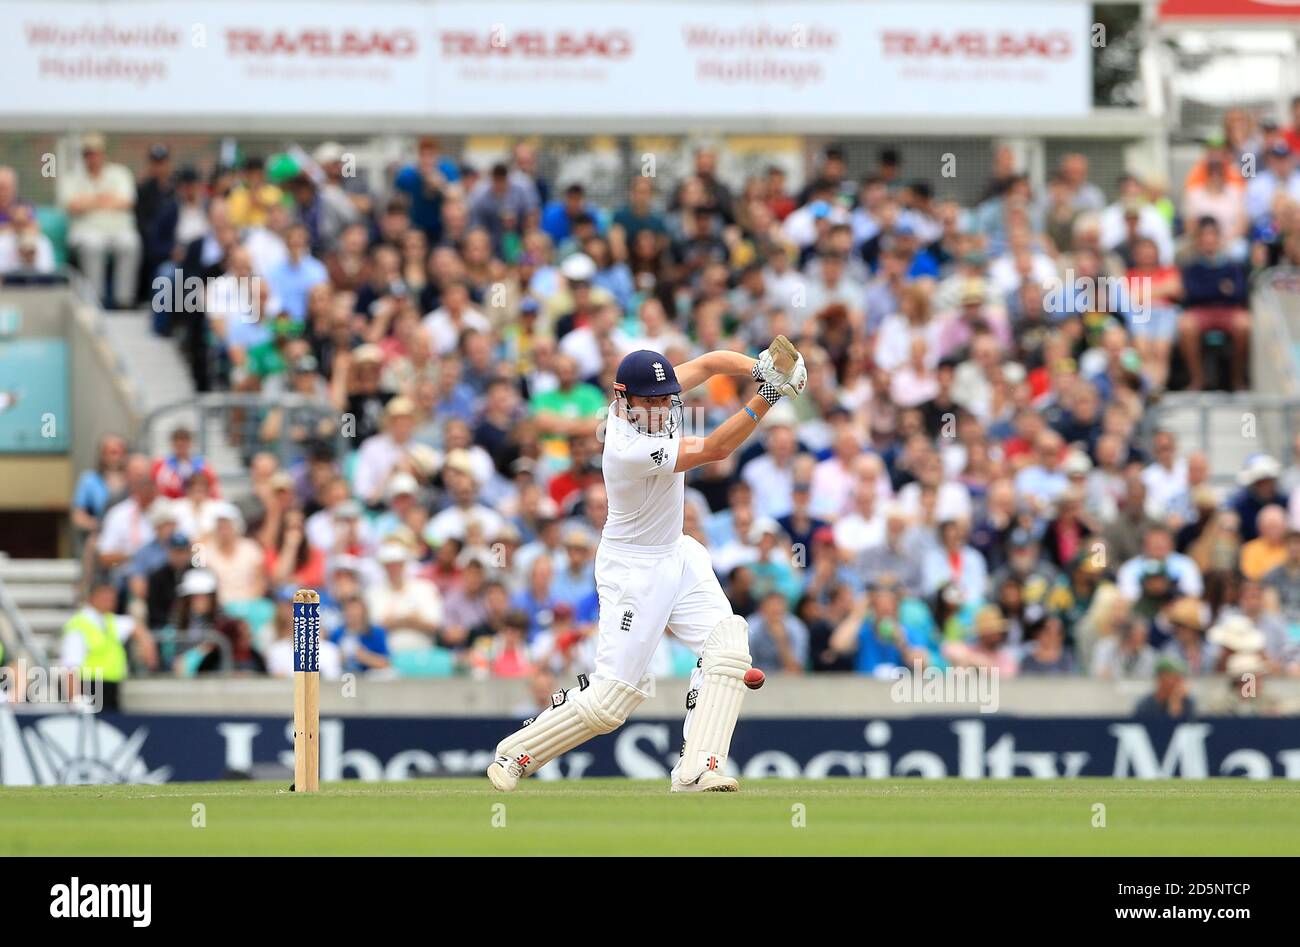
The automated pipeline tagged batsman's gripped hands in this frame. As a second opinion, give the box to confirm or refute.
[754,335,808,400]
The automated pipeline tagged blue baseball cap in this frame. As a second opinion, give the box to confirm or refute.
[614,350,681,398]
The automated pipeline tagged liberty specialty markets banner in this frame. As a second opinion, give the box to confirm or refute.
[2,707,1298,785]
[0,1,1091,120]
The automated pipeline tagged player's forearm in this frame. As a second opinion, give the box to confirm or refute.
[702,350,757,378]
[704,394,770,459]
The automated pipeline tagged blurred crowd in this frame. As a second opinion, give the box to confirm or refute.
[31,100,1300,714]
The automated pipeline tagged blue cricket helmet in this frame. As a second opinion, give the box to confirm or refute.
[614,350,681,398]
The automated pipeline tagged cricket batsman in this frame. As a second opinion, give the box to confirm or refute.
[487,338,807,792]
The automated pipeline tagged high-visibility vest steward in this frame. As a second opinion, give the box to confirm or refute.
[62,610,128,683]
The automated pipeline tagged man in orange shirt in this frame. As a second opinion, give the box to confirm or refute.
[1240,505,1289,580]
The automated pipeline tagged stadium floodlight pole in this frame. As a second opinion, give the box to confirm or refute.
[292,589,321,793]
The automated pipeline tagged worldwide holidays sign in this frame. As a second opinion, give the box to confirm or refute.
[0,1,1092,121]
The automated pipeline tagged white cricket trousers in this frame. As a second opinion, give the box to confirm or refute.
[592,534,735,779]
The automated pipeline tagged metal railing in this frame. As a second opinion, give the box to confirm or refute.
[139,393,346,487]
[0,577,50,667]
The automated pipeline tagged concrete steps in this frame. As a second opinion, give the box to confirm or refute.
[0,556,82,661]
[1144,392,1283,487]
[97,308,246,483]
[99,309,195,417]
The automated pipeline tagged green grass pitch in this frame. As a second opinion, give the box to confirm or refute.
[2,779,1297,856]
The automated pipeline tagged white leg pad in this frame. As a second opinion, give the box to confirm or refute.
[677,616,751,782]
[494,676,650,780]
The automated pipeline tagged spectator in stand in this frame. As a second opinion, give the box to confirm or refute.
[71,433,129,546]
[135,143,174,295]
[1160,597,1218,674]
[1240,505,1289,581]
[332,596,391,674]
[611,175,667,253]
[943,605,1018,676]
[1178,217,1250,391]
[1117,525,1204,602]
[394,137,460,243]
[58,132,141,308]
[422,278,490,356]
[748,591,809,674]
[1124,237,1181,392]
[268,224,328,322]
[1184,157,1247,254]
[1101,173,1174,264]
[1058,153,1106,213]
[144,531,194,631]
[1263,529,1300,642]
[1134,656,1196,720]
[542,183,602,248]
[830,577,935,676]
[149,165,210,291]
[202,503,267,607]
[171,471,222,544]
[427,449,507,547]
[1230,455,1288,543]
[470,162,535,251]
[741,421,799,520]
[312,141,366,251]
[97,454,161,580]
[368,542,445,649]
[1018,613,1076,674]
[1141,429,1187,520]
[226,156,283,230]
[151,425,219,500]
[1091,616,1157,680]
[922,519,988,605]
[1246,142,1300,230]
[0,165,30,229]
[352,396,421,506]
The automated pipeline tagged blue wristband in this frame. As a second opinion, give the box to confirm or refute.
[743,405,759,422]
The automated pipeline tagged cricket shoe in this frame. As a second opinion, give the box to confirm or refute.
[486,754,524,792]
[670,771,739,793]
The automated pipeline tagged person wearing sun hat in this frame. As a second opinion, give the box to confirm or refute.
[426,449,507,546]
[366,541,445,651]
[368,471,422,542]
[1206,649,1295,716]
[1206,612,1267,667]
[201,501,267,607]
[1229,454,1288,543]
[58,132,142,308]
[335,341,395,444]
[1158,596,1218,675]
[941,604,1018,676]
[352,394,420,506]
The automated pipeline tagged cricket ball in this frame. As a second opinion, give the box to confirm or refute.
[744,668,766,690]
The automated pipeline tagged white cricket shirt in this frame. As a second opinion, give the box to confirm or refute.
[600,404,683,548]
